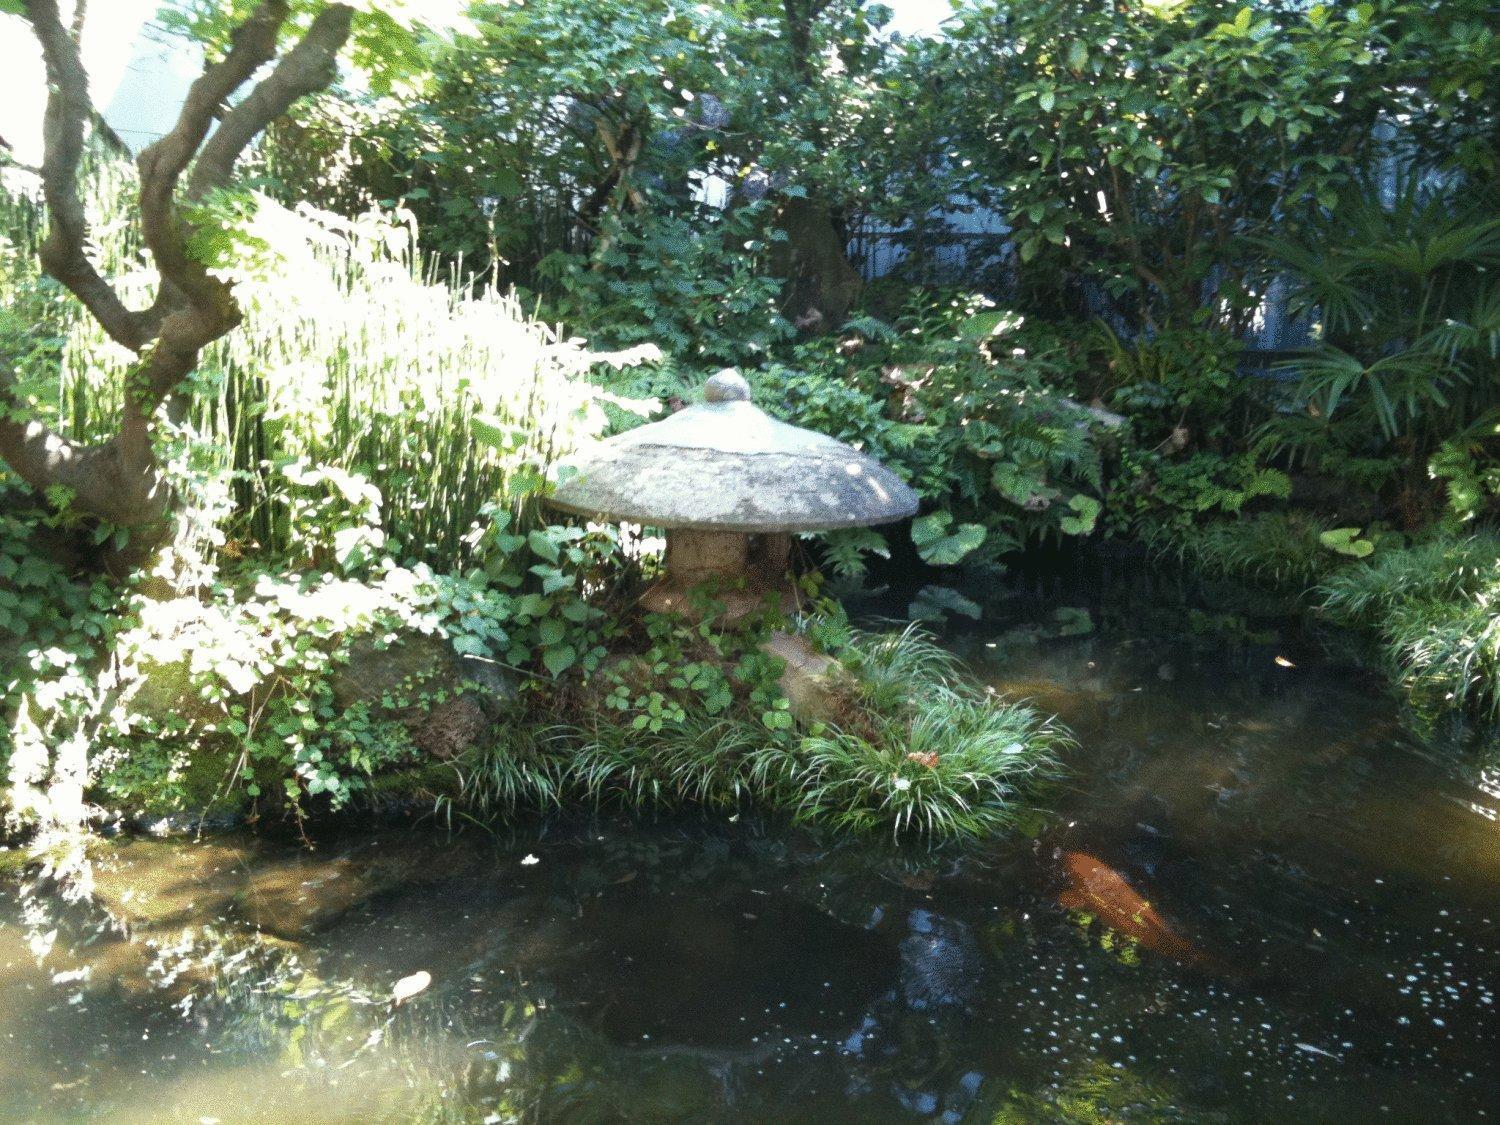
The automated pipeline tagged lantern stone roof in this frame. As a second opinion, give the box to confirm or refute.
[547,369,919,533]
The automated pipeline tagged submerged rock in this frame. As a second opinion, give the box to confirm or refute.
[900,909,981,1011]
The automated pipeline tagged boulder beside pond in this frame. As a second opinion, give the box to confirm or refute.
[761,631,850,727]
[124,624,516,760]
[330,632,518,760]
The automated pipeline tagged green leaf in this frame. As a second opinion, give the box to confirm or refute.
[908,584,982,622]
[472,414,527,452]
[537,618,566,646]
[530,563,574,595]
[911,512,986,565]
[1318,527,1375,558]
[542,644,577,677]
[451,634,490,656]
[958,309,1021,340]
[1058,495,1101,536]
[1052,606,1094,637]
[761,708,795,731]
[527,529,560,563]
[515,593,549,618]
[818,527,889,579]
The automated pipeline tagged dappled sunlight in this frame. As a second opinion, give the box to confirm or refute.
[0,0,1495,1119]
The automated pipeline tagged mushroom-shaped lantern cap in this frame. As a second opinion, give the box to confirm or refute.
[548,369,919,533]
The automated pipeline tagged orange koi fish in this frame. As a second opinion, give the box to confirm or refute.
[1057,850,1207,968]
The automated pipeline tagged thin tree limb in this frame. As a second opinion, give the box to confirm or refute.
[187,4,353,200]
[136,0,289,327]
[25,0,147,350]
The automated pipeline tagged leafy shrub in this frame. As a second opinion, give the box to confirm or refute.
[1260,174,1500,522]
[1107,450,1291,539]
[940,0,1401,331]
[700,301,1120,568]
[1145,512,1333,590]
[1090,322,1253,450]
[766,626,1068,841]
[1320,535,1500,722]
[537,205,792,366]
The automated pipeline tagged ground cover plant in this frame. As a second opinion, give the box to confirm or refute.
[2,0,1498,846]
[457,611,1067,843]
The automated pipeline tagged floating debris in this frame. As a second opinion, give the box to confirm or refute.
[391,971,431,1006]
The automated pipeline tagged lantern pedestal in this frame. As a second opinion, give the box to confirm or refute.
[640,529,796,624]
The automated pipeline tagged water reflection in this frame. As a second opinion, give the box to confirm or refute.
[2,574,1499,1121]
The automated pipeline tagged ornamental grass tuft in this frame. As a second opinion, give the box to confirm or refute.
[769,626,1069,842]
[1319,534,1500,722]
[455,621,1069,844]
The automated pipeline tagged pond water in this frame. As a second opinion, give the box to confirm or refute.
[3,563,1499,1122]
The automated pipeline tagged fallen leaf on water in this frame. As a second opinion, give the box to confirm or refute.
[1274,656,1295,668]
[391,970,431,1006]
[1294,1042,1339,1059]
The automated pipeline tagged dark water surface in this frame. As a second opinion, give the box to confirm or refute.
[3,568,1498,1122]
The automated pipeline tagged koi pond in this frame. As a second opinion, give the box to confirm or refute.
[3,564,1498,1122]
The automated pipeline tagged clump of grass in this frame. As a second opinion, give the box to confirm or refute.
[1318,534,1497,621]
[1319,534,1500,722]
[788,695,1062,840]
[1146,512,1331,589]
[451,624,1070,844]
[455,726,569,815]
[834,621,966,711]
[567,714,772,810]
[773,626,1069,842]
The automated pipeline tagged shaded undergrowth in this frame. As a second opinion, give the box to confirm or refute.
[455,625,1068,844]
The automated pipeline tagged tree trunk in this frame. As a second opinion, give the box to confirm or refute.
[767,196,863,334]
[1,0,354,570]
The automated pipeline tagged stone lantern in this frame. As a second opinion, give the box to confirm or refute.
[548,369,918,621]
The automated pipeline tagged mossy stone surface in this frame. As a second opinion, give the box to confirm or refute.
[331,632,517,760]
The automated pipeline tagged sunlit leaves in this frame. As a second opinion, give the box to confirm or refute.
[1058,494,1100,537]
[1318,527,1376,558]
[911,511,986,566]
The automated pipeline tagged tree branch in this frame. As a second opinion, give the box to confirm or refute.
[24,0,147,351]
[137,1,288,193]
[135,0,289,329]
[5,1,356,537]
[187,4,354,200]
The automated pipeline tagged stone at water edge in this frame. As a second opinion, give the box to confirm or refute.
[331,632,518,759]
[761,631,850,727]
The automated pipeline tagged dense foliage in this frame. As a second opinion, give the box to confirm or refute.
[3,0,1498,841]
